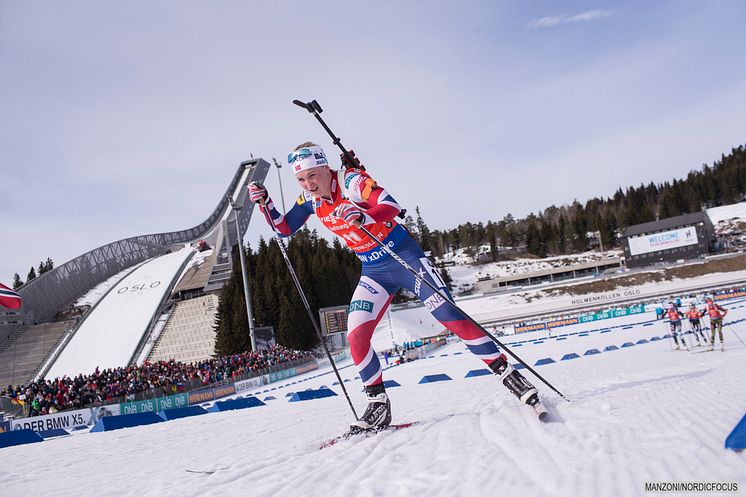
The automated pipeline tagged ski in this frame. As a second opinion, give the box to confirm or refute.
[320,422,419,449]
[321,399,550,450]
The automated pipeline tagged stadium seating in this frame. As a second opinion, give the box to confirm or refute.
[147,294,218,364]
[0,321,72,386]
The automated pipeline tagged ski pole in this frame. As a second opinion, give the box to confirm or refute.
[727,322,746,348]
[665,320,674,350]
[292,99,407,220]
[357,221,569,401]
[292,98,569,402]
[292,100,356,167]
[258,202,359,420]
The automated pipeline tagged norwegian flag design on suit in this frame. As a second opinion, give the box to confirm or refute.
[255,167,501,387]
[0,283,22,310]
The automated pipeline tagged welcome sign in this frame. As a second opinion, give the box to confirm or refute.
[628,226,699,256]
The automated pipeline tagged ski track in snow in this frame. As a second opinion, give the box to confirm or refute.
[3,306,746,497]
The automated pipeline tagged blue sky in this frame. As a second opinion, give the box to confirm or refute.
[2,1,746,282]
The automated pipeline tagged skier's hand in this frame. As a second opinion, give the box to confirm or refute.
[333,204,365,225]
[340,150,363,170]
[248,182,269,205]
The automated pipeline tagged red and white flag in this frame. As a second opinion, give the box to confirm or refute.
[0,283,22,309]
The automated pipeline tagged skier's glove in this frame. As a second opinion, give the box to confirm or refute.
[340,150,364,170]
[248,182,269,205]
[333,204,366,225]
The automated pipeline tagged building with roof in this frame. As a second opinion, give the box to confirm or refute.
[621,212,715,268]
[474,258,623,293]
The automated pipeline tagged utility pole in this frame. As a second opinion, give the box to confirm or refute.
[227,195,257,351]
[272,157,287,214]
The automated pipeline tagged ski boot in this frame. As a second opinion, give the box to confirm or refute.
[489,354,539,407]
[349,383,391,434]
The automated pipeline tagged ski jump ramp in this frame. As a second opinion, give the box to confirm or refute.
[45,248,194,379]
[35,158,270,380]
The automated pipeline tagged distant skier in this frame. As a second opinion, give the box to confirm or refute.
[704,297,728,351]
[685,302,709,346]
[249,142,544,432]
[666,302,687,350]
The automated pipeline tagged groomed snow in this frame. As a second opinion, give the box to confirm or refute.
[707,202,746,225]
[5,303,745,497]
[372,267,746,351]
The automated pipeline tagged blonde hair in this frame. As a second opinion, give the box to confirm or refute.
[294,141,318,151]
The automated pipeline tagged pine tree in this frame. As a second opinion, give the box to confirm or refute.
[12,273,23,290]
[557,215,567,253]
[415,206,433,254]
[214,245,250,356]
[27,267,36,281]
[439,267,453,290]
[403,214,417,239]
[45,258,54,272]
[525,217,541,256]
[276,292,316,350]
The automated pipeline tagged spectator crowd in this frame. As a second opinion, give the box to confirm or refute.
[2,345,314,417]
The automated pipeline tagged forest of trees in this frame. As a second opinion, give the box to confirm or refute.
[213,228,361,355]
[217,145,746,353]
[420,145,746,261]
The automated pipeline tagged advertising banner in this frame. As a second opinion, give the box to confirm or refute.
[213,384,236,399]
[628,226,699,256]
[11,408,94,432]
[547,317,579,329]
[714,290,746,301]
[0,420,10,433]
[90,404,121,421]
[269,368,296,383]
[294,361,319,375]
[579,304,646,323]
[188,388,216,405]
[514,322,547,334]
[235,376,266,394]
[120,393,189,414]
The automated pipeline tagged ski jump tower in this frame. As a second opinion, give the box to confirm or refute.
[0,158,270,384]
[15,159,270,325]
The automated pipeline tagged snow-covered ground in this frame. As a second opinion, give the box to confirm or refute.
[442,249,622,292]
[5,303,745,497]
[371,266,746,351]
[707,201,746,225]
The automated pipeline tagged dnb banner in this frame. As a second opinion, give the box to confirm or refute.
[514,304,647,334]
[120,393,189,414]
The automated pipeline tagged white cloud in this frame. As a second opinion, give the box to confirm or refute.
[529,9,615,29]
